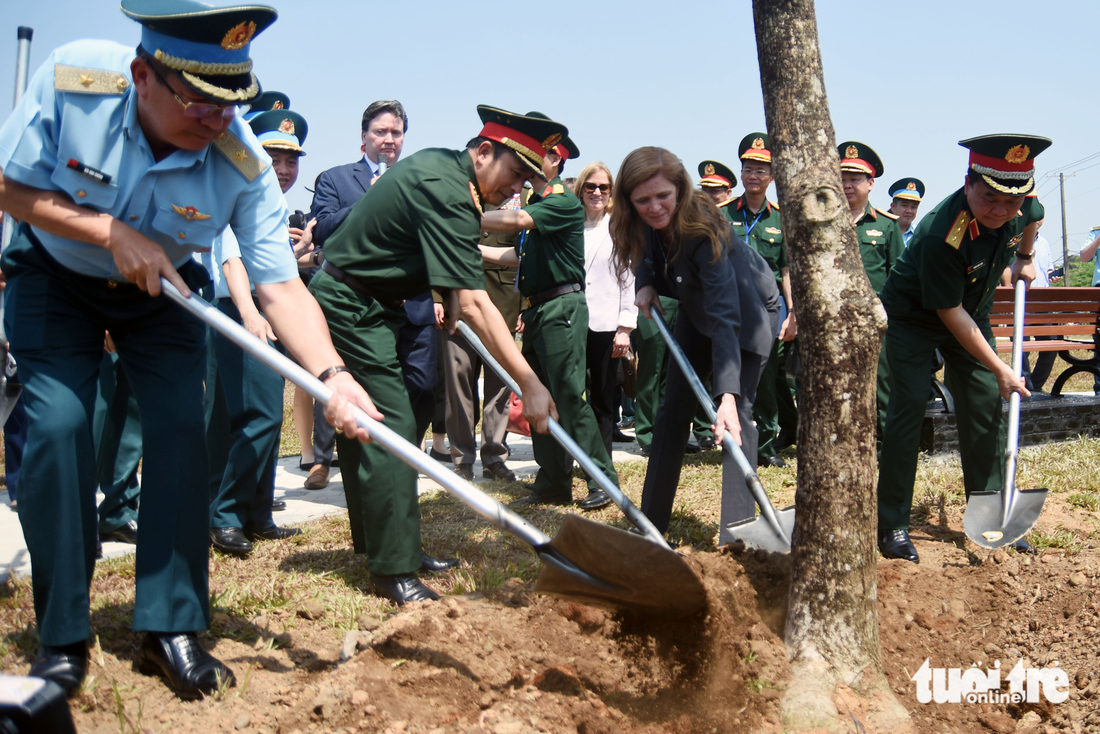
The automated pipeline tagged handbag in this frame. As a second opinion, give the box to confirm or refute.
[616,349,638,399]
[507,392,531,437]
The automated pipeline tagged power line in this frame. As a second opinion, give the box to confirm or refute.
[1043,149,1100,174]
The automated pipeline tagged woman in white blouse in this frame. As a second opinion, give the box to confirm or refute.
[576,162,637,456]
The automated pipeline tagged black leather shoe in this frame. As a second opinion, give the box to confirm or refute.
[512,489,573,507]
[482,462,516,482]
[878,529,919,564]
[617,417,634,429]
[1012,538,1036,554]
[454,463,475,481]
[578,488,613,511]
[698,436,716,450]
[420,552,459,573]
[29,641,88,698]
[639,444,651,457]
[210,527,253,556]
[369,573,440,605]
[758,455,787,469]
[135,632,235,700]
[428,448,451,462]
[685,441,701,454]
[775,432,796,451]
[99,520,138,545]
[246,524,301,542]
[271,500,287,512]
[612,429,634,443]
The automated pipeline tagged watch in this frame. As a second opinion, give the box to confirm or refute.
[1015,250,1034,261]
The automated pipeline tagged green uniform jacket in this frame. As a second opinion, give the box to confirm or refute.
[323,148,486,298]
[853,203,905,295]
[881,188,1045,329]
[515,177,586,297]
[721,196,786,287]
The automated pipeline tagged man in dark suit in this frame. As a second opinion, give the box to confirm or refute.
[308,100,441,489]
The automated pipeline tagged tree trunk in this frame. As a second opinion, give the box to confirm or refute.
[751,1,910,730]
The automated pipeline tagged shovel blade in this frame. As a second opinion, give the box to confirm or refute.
[534,514,707,618]
[963,488,1049,549]
[721,505,796,553]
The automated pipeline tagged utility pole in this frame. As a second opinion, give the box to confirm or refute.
[1059,173,1069,285]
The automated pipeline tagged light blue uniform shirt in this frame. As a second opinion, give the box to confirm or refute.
[0,40,297,287]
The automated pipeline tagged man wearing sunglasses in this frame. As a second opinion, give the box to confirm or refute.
[0,0,375,701]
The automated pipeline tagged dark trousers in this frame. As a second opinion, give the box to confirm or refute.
[878,318,1004,530]
[639,310,764,538]
[586,330,621,459]
[207,298,283,531]
[1021,335,1057,392]
[93,352,142,533]
[3,228,210,644]
[4,396,28,503]
[310,271,422,575]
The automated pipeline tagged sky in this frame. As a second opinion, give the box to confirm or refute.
[2,0,1099,263]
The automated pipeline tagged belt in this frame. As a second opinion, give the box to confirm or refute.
[322,261,406,310]
[525,282,582,308]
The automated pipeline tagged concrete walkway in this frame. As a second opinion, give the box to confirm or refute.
[0,429,647,582]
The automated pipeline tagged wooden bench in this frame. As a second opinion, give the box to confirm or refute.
[988,286,1100,396]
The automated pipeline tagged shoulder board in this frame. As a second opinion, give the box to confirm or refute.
[716,198,734,208]
[55,64,130,95]
[212,131,267,182]
[768,200,779,210]
[876,207,899,220]
[468,181,483,216]
[945,210,971,250]
[551,183,565,194]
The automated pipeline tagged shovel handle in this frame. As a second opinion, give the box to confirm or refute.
[647,305,793,547]
[1003,279,1027,523]
[160,278,553,550]
[455,321,670,548]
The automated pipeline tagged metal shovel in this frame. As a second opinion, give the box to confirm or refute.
[162,279,706,617]
[455,320,668,547]
[964,279,1048,549]
[648,305,795,553]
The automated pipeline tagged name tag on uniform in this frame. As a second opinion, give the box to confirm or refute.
[967,260,986,273]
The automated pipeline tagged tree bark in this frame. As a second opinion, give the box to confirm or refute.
[751,1,910,730]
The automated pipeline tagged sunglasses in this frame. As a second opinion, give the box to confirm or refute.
[583,183,610,194]
[151,66,237,120]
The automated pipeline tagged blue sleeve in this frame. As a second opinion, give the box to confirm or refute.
[0,48,62,190]
[229,167,297,286]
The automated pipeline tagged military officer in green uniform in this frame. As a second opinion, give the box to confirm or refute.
[698,160,736,207]
[479,113,618,511]
[838,141,905,451]
[311,105,557,604]
[876,134,1050,563]
[888,177,926,245]
[721,133,798,467]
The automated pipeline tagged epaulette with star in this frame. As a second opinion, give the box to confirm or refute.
[213,131,267,182]
[55,64,130,95]
[876,207,899,220]
[717,198,734,209]
[945,211,972,250]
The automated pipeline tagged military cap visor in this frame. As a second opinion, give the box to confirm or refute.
[476,106,569,178]
[697,160,736,189]
[959,134,1052,197]
[738,133,772,163]
[122,0,277,103]
[889,177,925,202]
[838,141,884,178]
[249,109,307,154]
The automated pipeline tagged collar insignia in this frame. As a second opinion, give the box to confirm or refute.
[172,204,211,221]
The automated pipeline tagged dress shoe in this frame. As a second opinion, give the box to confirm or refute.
[428,448,451,462]
[304,464,330,490]
[512,489,573,507]
[246,524,301,542]
[454,463,475,481]
[99,520,138,545]
[578,488,613,511]
[271,499,287,512]
[420,552,460,573]
[482,462,516,482]
[617,417,635,430]
[369,573,440,605]
[758,455,786,469]
[684,441,701,454]
[209,527,253,556]
[698,436,716,450]
[135,632,235,700]
[29,640,88,698]
[612,429,635,443]
[1012,538,1036,554]
[878,529,919,564]
[775,432,796,451]
[639,444,651,457]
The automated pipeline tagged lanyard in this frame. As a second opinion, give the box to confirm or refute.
[743,205,766,238]
[514,230,527,292]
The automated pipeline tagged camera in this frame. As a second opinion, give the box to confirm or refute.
[288,210,307,230]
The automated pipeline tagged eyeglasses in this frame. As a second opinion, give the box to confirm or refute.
[583,183,610,194]
[150,66,237,120]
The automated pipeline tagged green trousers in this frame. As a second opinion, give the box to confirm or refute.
[754,337,802,460]
[521,292,618,493]
[877,317,1004,530]
[310,271,421,576]
[93,352,142,533]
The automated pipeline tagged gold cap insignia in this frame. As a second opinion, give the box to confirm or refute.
[1005,145,1030,164]
[272,100,284,110]
[704,164,716,176]
[542,133,562,151]
[171,204,211,221]
[752,137,765,149]
[278,118,295,134]
[221,21,257,51]
[845,145,859,159]
[906,182,916,190]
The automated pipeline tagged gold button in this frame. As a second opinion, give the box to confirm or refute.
[178,232,186,239]
[130,215,138,221]
[77,190,86,198]
[107,281,117,289]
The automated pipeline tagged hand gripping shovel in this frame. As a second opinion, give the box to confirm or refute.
[648,305,795,553]
[163,279,706,617]
[455,320,667,546]
[964,279,1048,549]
